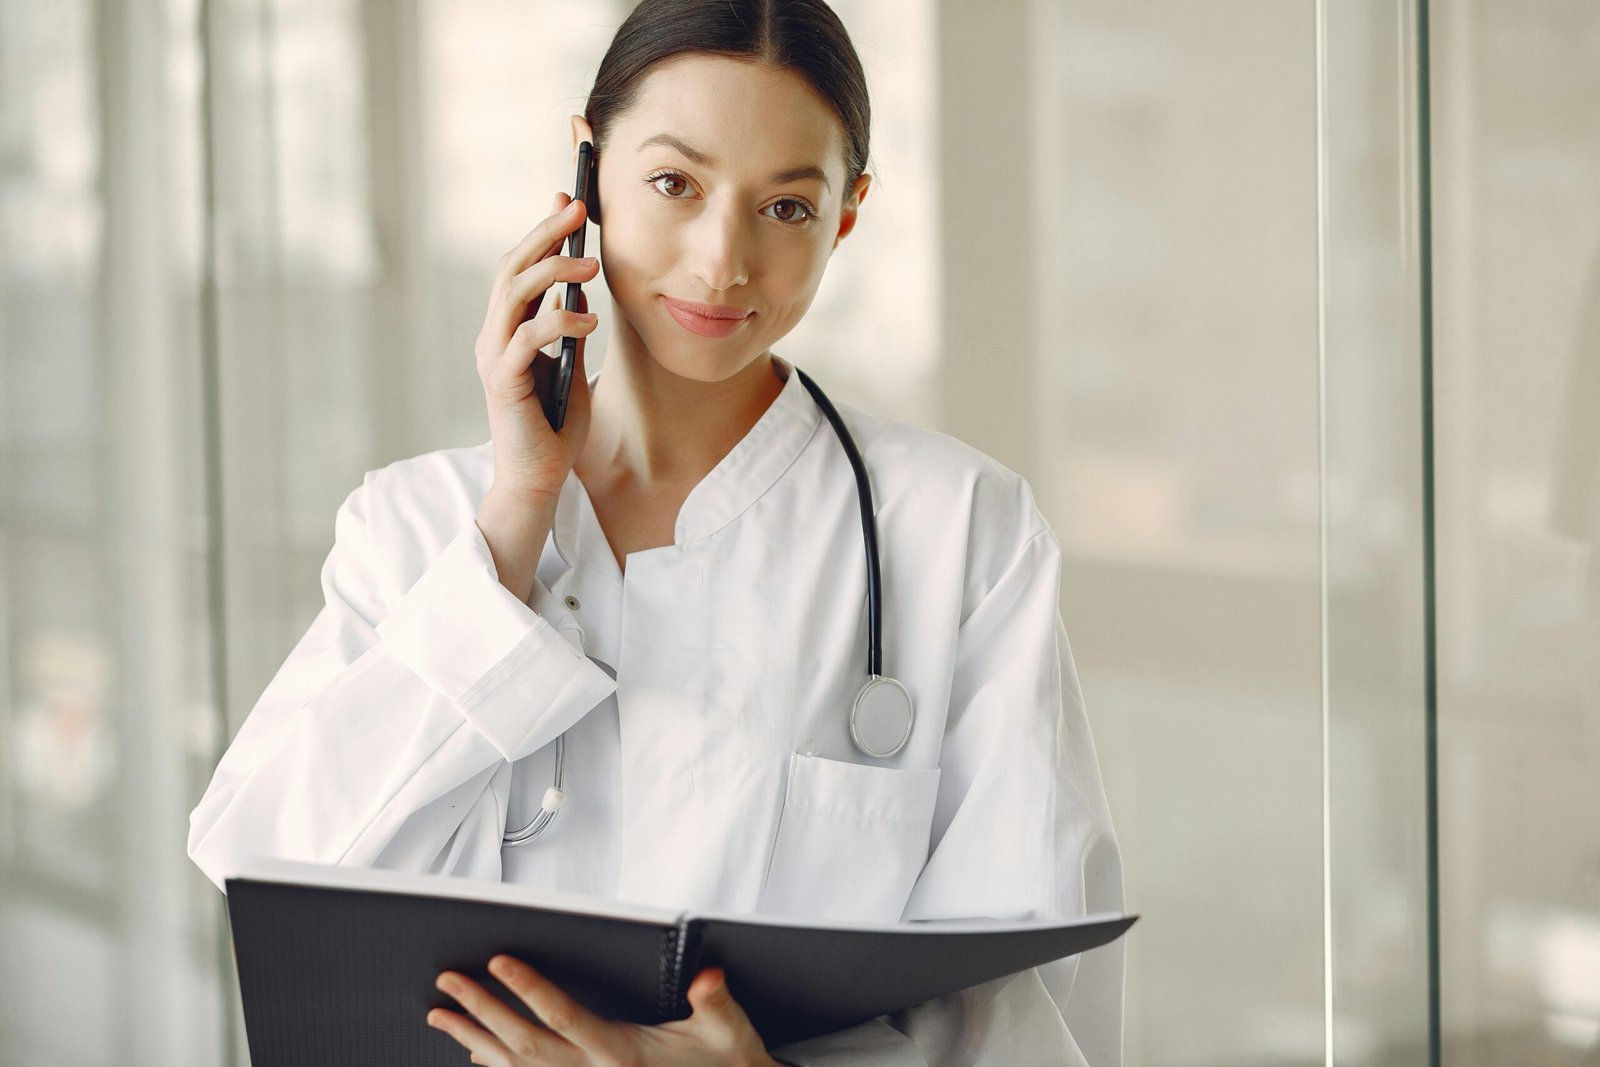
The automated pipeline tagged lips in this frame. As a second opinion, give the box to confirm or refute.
[662,296,753,339]
[663,296,751,320]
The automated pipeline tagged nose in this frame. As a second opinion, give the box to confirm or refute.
[688,199,750,293]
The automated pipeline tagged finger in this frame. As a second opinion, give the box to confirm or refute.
[490,257,600,353]
[436,970,568,1064]
[506,255,600,321]
[488,954,615,1058]
[686,967,756,1036]
[536,192,570,262]
[481,201,587,339]
[497,195,587,290]
[427,1005,515,1066]
[523,192,582,265]
[573,289,589,369]
[496,308,598,387]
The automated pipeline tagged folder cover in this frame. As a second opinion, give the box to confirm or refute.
[225,857,1136,1065]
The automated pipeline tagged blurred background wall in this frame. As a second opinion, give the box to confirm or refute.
[0,1,1595,1064]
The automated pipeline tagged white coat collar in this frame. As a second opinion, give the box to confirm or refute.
[552,354,824,566]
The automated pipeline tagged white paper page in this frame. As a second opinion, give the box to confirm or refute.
[234,856,683,926]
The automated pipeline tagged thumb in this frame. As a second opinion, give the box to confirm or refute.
[686,966,735,1018]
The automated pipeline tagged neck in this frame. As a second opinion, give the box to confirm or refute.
[579,337,788,489]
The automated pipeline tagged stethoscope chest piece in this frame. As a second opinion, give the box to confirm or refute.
[507,367,915,845]
[851,676,915,758]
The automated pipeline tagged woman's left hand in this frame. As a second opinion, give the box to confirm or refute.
[428,954,782,1066]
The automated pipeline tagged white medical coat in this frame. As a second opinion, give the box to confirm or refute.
[187,355,1125,1066]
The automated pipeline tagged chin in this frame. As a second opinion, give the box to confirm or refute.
[649,336,763,384]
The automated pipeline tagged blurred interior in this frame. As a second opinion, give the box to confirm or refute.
[1,1,1596,1064]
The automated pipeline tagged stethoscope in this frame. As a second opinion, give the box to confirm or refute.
[504,366,914,846]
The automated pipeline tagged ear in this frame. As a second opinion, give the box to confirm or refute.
[832,173,872,250]
[570,113,595,154]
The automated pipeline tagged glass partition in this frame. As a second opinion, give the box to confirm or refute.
[1429,2,1600,1062]
[1028,2,1437,1063]
[1320,2,1434,1064]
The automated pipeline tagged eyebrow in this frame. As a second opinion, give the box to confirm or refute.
[636,133,831,192]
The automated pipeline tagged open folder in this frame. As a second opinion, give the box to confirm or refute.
[225,857,1137,1064]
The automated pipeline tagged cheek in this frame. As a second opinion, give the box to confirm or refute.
[597,212,675,277]
[758,246,830,322]
[593,227,674,316]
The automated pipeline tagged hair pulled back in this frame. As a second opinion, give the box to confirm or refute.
[583,0,871,221]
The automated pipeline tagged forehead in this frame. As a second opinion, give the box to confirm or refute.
[616,54,845,178]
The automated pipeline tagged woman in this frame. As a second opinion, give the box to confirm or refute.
[187,1,1124,1064]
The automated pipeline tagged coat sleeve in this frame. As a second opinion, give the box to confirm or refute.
[770,522,1125,1066]
[186,472,619,892]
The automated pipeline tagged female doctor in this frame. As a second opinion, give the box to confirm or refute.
[186,1,1124,1064]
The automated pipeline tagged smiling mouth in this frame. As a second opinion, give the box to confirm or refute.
[662,296,752,320]
[662,296,754,338]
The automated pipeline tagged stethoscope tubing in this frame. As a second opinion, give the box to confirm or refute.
[504,367,895,845]
[792,367,883,679]
[501,728,566,846]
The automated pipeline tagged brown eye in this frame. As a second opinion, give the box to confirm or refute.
[647,171,692,198]
[762,198,817,226]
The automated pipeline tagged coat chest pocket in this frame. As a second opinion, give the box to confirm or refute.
[757,752,942,923]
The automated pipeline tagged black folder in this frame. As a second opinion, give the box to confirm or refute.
[225,858,1136,1064]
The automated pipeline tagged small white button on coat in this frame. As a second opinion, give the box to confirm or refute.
[563,595,581,611]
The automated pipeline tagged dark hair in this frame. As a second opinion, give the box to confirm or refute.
[583,0,871,223]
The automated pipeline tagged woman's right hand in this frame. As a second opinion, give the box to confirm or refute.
[475,189,602,503]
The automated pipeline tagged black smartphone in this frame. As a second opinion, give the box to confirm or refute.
[537,140,596,431]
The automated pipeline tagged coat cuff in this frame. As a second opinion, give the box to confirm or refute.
[768,1018,927,1066]
[375,519,617,762]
